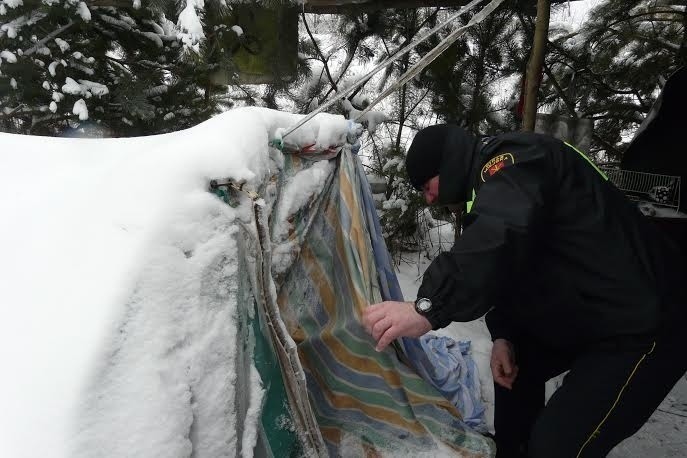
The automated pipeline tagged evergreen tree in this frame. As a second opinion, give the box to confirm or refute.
[295,8,462,256]
[541,0,685,159]
[418,2,525,135]
[0,0,226,136]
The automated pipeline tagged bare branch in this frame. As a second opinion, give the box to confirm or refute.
[542,62,578,118]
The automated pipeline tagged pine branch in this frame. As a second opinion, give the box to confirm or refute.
[301,12,338,94]
[105,55,173,71]
[605,10,685,29]
[1,104,26,116]
[302,66,326,112]
[322,38,361,101]
[603,25,681,52]
[395,81,407,150]
[584,112,645,124]
[381,37,391,57]
[542,62,578,118]
[29,113,73,132]
[547,40,642,95]
[24,20,75,56]
[87,0,134,6]
[404,89,431,130]
[592,132,621,158]
[0,107,59,119]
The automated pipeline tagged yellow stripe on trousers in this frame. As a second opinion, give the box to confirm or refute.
[576,341,656,457]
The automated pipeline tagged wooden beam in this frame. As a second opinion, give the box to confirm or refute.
[304,0,470,14]
[304,0,574,15]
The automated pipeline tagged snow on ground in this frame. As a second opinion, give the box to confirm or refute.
[610,376,687,457]
[0,107,352,458]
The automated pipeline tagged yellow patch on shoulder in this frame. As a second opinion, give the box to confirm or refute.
[481,153,515,182]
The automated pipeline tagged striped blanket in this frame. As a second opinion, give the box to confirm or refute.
[274,149,494,456]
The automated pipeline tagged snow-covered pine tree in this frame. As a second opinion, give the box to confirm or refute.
[542,0,685,159]
[293,9,458,256]
[0,0,224,136]
[417,3,524,135]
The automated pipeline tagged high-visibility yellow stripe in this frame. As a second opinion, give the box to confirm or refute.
[466,189,476,213]
[575,341,656,457]
[565,141,608,180]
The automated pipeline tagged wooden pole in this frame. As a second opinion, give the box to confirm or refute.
[522,0,551,131]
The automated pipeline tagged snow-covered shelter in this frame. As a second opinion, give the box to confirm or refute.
[0,108,494,457]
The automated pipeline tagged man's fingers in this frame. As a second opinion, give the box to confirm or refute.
[511,365,519,382]
[376,326,398,352]
[490,361,499,379]
[372,317,392,341]
[491,355,508,374]
[362,304,387,333]
[495,377,513,390]
[493,365,518,390]
[501,359,513,376]
[490,340,518,390]
[493,365,513,389]
[363,301,430,351]
[491,358,516,390]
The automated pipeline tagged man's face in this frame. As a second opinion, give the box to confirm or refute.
[422,175,440,205]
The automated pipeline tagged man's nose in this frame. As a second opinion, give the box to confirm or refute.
[424,190,436,205]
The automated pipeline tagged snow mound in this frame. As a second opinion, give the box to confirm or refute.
[0,107,351,458]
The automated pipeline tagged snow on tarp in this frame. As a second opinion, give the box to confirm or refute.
[0,107,493,458]
[0,107,350,458]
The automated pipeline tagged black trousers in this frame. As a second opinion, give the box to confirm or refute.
[494,318,687,458]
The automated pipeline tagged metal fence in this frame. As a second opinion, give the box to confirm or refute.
[599,166,681,212]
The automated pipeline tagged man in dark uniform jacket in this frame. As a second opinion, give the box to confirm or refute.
[362,124,687,457]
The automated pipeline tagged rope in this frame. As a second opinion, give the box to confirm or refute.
[280,0,487,140]
[355,0,507,122]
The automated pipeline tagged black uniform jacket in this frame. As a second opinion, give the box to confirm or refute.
[417,132,686,349]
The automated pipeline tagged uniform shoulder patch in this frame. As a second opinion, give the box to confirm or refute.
[481,153,515,182]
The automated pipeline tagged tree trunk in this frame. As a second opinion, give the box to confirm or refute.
[680,6,687,66]
[522,0,551,131]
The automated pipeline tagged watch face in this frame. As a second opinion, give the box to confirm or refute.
[416,298,432,313]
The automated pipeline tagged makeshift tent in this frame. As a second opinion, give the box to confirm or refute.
[211,113,495,456]
[0,108,493,457]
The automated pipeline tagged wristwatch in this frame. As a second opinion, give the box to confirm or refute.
[414,297,432,315]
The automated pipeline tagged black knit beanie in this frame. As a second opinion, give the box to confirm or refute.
[405,124,480,204]
[405,125,448,190]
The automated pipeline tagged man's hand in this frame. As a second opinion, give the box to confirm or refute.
[362,301,432,352]
[491,338,519,390]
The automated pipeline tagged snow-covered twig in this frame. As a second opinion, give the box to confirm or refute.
[301,13,338,94]
[104,55,173,71]
[542,62,579,118]
[29,113,73,132]
[23,20,75,57]
[606,10,685,29]
[1,103,25,116]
